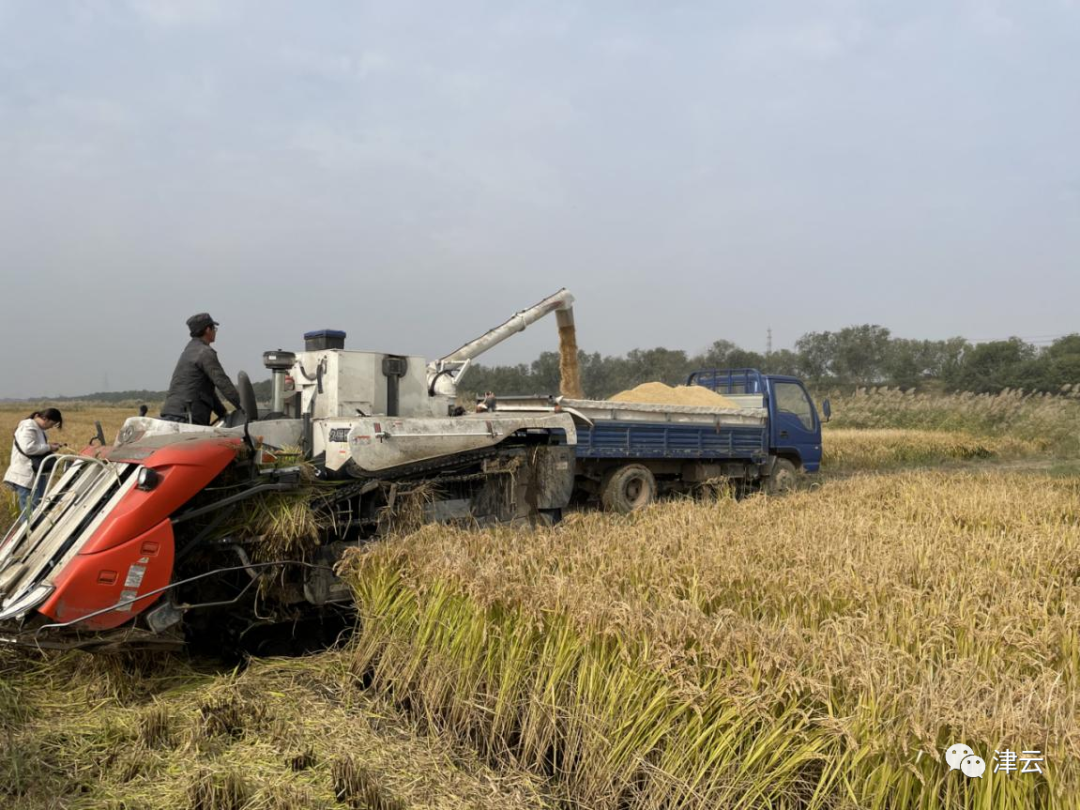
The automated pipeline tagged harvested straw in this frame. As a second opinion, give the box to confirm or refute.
[186,767,251,810]
[332,755,404,810]
[377,481,440,537]
[218,461,334,562]
[2,650,553,810]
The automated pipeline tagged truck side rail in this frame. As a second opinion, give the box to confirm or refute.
[575,421,768,460]
[687,368,768,395]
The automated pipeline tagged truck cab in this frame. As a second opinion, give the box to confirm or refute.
[687,369,825,473]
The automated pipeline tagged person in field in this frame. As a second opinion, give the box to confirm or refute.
[161,313,242,426]
[4,407,64,515]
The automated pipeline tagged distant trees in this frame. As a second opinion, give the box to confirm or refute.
[794,325,901,384]
[466,330,1080,398]
[943,336,1080,394]
[33,330,1080,403]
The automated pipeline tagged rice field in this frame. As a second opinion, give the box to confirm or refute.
[3,394,1079,808]
[0,649,553,810]
[821,428,1047,470]
[0,403,141,533]
[823,387,1080,457]
[0,402,145,461]
[342,471,1080,809]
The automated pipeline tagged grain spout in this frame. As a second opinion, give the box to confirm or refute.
[556,308,584,399]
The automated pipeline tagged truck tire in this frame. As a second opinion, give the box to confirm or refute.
[601,464,657,514]
[765,458,798,495]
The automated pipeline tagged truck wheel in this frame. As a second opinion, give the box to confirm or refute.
[601,464,657,514]
[765,458,798,495]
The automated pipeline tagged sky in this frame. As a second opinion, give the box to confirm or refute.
[0,0,1077,398]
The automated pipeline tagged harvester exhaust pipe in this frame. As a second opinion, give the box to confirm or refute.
[263,350,297,414]
[382,356,409,417]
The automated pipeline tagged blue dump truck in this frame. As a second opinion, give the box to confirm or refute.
[502,369,828,513]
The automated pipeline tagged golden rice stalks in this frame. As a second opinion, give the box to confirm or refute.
[823,428,1046,471]
[825,387,1080,456]
[378,482,440,538]
[1,650,550,809]
[342,470,1080,809]
[331,755,404,810]
[223,465,333,562]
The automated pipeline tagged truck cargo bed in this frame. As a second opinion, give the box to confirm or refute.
[497,396,769,462]
[575,420,767,460]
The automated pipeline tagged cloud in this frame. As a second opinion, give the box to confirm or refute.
[964,0,1016,36]
[289,121,432,174]
[729,18,868,67]
[122,0,239,27]
[278,46,391,85]
[598,33,653,60]
[2,94,138,173]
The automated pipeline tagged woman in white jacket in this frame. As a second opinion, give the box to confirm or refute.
[4,408,64,516]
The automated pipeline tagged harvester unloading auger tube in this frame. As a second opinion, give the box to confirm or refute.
[426,287,577,398]
[0,290,579,652]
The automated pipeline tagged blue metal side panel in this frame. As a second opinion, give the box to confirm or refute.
[687,368,767,395]
[576,422,768,460]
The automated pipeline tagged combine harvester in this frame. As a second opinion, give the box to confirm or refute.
[0,290,825,651]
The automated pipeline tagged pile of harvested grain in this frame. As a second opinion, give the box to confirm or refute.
[608,382,737,408]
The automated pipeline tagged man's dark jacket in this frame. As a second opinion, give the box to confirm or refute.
[161,338,242,425]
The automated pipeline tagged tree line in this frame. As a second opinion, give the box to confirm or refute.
[24,328,1079,403]
[466,328,1080,399]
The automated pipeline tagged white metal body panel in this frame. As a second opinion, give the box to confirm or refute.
[317,413,577,472]
[292,350,440,420]
[115,417,305,451]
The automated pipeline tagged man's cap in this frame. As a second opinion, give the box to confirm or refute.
[186,312,219,336]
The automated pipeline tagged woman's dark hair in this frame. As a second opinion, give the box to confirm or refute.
[30,408,64,430]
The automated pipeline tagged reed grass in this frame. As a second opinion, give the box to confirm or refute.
[822,429,1046,471]
[824,387,1080,456]
[341,470,1080,809]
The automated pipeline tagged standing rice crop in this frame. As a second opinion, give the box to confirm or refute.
[823,387,1080,456]
[342,470,1080,809]
[822,428,1046,471]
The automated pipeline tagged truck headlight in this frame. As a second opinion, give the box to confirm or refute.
[136,467,160,491]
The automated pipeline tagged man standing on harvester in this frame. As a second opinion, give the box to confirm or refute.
[161,312,242,425]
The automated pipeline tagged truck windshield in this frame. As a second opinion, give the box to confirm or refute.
[774,382,815,430]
